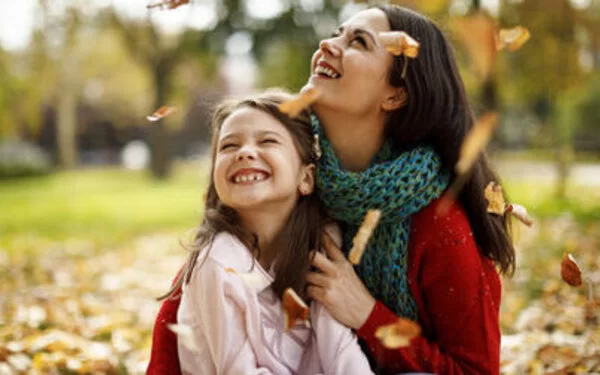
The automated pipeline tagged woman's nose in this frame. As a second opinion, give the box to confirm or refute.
[236,145,257,161]
[319,38,342,58]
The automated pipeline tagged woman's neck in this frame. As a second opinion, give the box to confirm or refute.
[316,108,386,172]
[237,203,294,270]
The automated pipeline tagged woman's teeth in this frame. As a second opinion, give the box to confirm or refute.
[233,173,267,183]
[315,65,340,79]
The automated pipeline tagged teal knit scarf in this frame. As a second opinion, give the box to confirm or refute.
[312,115,450,320]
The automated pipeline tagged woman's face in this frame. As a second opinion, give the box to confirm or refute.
[306,8,397,116]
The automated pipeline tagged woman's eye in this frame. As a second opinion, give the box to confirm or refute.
[351,36,367,47]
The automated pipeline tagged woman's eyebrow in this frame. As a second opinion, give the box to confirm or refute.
[337,26,378,46]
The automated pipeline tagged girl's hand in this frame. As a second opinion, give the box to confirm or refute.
[306,232,376,330]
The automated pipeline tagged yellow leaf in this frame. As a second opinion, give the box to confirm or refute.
[497,26,530,52]
[348,210,382,265]
[278,88,321,118]
[375,318,421,349]
[484,182,505,215]
[452,12,497,78]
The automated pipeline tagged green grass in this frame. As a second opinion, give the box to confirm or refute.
[0,161,208,249]
[1,161,598,251]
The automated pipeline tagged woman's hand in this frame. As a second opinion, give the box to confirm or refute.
[306,232,376,330]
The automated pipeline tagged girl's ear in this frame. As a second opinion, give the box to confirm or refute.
[298,163,316,196]
[381,87,408,112]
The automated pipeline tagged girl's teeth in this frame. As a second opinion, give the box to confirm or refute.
[234,173,266,183]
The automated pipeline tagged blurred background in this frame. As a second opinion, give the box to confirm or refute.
[0,0,598,373]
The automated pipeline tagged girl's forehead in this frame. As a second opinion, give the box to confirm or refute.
[219,107,289,139]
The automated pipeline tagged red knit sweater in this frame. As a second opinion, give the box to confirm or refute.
[146,199,501,374]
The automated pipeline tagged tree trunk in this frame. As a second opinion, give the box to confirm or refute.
[149,63,171,179]
[57,51,78,168]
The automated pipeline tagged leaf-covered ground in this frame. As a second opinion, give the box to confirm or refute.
[0,216,598,374]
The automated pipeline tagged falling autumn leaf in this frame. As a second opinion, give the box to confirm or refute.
[452,12,497,78]
[348,210,382,265]
[278,88,321,118]
[167,324,199,353]
[456,113,499,175]
[146,106,177,122]
[438,113,499,215]
[375,318,421,349]
[282,288,310,331]
[147,0,190,10]
[484,182,506,215]
[507,203,533,227]
[497,26,531,52]
[561,253,582,287]
[378,31,421,58]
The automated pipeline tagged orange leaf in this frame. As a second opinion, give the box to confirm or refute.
[378,31,421,58]
[497,26,530,52]
[147,0,190,10]
[561,253,582,287]
[278,88,321,118]
[348,210,382,265]
[484,182,505,215]
[455,112,498,176]
[282,288,310,331]
[506,203,533,227]
[375,318,421,349]
[452,12,497,78]
[147,106,177,122]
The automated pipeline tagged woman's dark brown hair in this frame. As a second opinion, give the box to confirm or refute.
[376,5,516,275]
[160,90,325,300]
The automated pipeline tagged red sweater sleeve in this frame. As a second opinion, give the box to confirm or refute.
[146,273,183,375]
[356,200,502,375]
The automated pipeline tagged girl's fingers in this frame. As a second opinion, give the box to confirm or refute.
[306,271,330,288]
[322,231,347,262]
[311,251,338,276]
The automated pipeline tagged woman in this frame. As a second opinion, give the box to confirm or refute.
[147,5,514,375]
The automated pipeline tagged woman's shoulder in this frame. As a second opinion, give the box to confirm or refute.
[411,197,473,244]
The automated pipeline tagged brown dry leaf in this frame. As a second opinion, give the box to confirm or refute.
[147,106,177,122]
[507,203,533,227]
[378,31,420,58]
[282,288,310,331]
[278,88,321,118]
[348,210,382,265]
[497,26,531,52]
[147,0,190,10]
[452,12,497,78]
[375,318,421,349]
[561,253,583,287]
[456,112,498,175]
[484,182,506,215]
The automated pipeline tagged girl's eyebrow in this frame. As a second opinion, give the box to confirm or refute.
[337,26,378,46]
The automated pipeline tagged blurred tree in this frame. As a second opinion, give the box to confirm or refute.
[498,0,588,198]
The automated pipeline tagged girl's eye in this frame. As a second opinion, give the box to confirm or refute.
[261,138,278,145]
[220,143,237,151]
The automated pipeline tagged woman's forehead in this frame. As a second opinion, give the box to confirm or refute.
[341,8,390,33]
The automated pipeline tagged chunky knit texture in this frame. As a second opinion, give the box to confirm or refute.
[312,115,449,320]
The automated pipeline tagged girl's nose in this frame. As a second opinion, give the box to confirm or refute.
[318,38,342,58]
[236,145,257,161]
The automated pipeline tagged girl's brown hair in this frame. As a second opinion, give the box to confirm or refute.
[160,90,325,301]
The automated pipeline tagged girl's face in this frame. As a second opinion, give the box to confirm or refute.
[307,8,397,116]
[213,107,314,213]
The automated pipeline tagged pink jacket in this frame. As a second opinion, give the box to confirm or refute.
[177,232,373,375]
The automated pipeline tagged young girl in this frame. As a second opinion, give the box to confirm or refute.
[158,91,373,375]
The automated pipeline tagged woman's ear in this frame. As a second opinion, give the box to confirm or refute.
[298,164,316,196]
[381,87,408,112]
